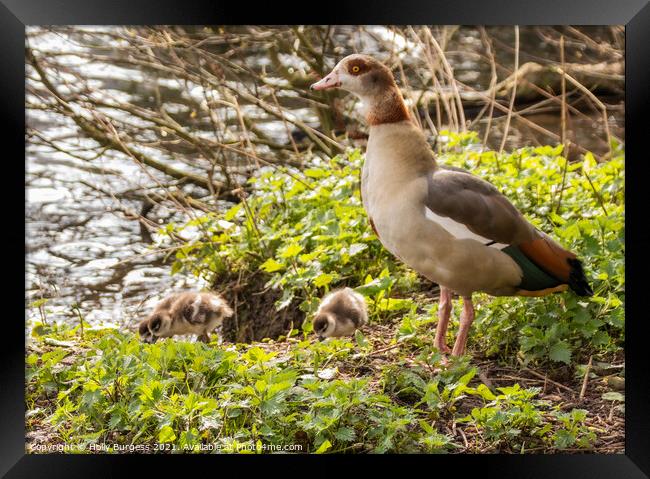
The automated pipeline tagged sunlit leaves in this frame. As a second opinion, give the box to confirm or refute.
[158,425,176,443]
[260,258,284,273]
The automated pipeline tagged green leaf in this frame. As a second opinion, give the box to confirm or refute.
[224,203,242,220]
[334,427,356,442]
[551,144,564,156]
[549,341,572,364]
[554,429,576,449]
[354,276,393,296]
[313,273,334,287]
[475,384,496,401]
[158,425,176,443]
[280,243,303,258]
[591,331,610,346]
[276,289,295,310]
[379,298,413,311]
[260,258,284,273]
[315,439,332,454]
[29,298,49,308]
[601,392,624,402]
[255,379,267,393]
[458,369,477,386]
[304,168,328,178]
[355,330,369,348]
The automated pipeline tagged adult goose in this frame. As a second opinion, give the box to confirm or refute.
[311,54,593,356]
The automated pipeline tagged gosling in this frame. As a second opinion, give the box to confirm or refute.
[139,291,233,343]
[312,287,367,340]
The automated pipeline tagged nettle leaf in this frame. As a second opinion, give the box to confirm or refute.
[548,341,572,364]
[601,392,624,402]
[315,439,332,454]
[313,273,335,288]
[334,427,356,442]
[355,276,393,296]
[304,168,328,179]
[30,298,49,309]
[590,330,610,346]
[276,289,295,310]
[474,384,497,401]
[554,429,576,449]
[260,397,283,416]
[158,425,176,443]
[458,369,477,386]
[378,298,413,311]
[299,251,320,263]
[280,243,303,258]
[108,412,123,429]
[260,258,284,273]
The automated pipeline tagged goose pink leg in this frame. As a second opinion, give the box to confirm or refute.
[434,286,452,354]
[451,296,475,356]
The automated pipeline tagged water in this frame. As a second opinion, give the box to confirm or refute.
[25,26,624,331]
[26,145,208,329]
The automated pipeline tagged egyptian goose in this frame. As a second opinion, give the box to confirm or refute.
[139,291,234,343]
[313,287,368,340]
[311,54,593,356]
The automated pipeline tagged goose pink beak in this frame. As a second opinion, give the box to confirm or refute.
[310,70,341,90]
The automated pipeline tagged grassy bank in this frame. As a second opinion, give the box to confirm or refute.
[27,134,625,453]
[26,321,623,453]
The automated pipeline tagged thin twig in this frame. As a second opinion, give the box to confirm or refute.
[579,356,593,400]
[499,26,519,154]
[555,35,569,213]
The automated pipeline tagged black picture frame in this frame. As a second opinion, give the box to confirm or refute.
[5,1,649,476]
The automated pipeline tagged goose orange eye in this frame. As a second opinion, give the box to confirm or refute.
[351,65,360,73]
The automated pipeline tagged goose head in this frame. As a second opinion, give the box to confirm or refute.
[310,54,395,96]
[310,54,409,125]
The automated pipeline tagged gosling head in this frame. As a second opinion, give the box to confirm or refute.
[138,319,153,343]
[139,311,172,343]
[312,312,336,341]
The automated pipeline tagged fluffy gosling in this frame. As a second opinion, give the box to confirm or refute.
[312,287,367,340]
[139,291,233,343]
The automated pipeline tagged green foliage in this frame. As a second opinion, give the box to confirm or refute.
[27,325,598,453]
[550,408,597,449]
[26,325,443,453]
[459,383,596,451]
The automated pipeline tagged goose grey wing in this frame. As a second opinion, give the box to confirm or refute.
[426,168,539,246]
